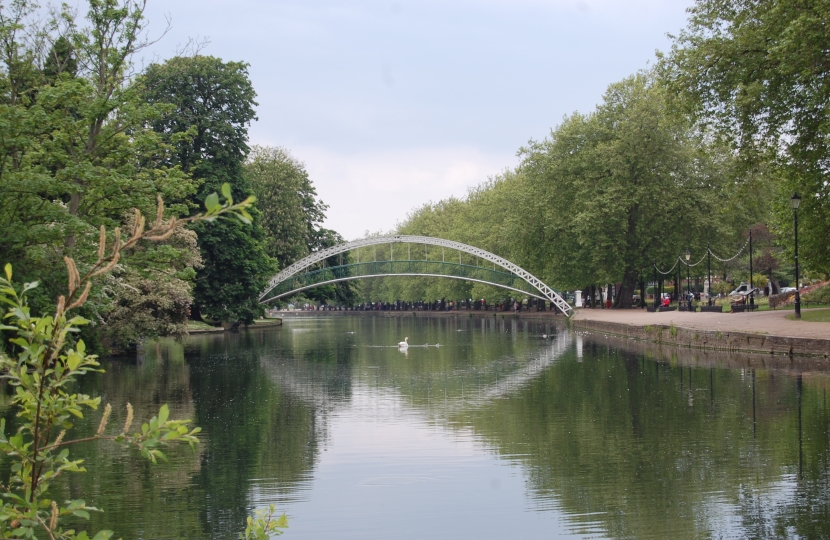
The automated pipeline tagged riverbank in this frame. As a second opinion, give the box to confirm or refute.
[571,308,830,358]
[277,309,565,320]
[187,318,283,334]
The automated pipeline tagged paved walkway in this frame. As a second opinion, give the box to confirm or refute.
[573,307,830,340]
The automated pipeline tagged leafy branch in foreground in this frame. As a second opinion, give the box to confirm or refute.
[240,505,288,539]
[0,185,254,539]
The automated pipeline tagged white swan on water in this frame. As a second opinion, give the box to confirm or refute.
[398,337,409,348]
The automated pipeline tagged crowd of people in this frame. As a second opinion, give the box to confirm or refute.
[292,297,566,314]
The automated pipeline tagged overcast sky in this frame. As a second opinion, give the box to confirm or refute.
[141,0,693,240]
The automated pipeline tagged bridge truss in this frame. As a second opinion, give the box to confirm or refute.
[259,235,573,316]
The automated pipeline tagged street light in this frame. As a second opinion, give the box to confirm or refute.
[791,193,802,319]
[685,249,691,309]
[707,241,712,306]
[653,261,659,310]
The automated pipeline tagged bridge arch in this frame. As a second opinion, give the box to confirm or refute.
[259,235,573,316]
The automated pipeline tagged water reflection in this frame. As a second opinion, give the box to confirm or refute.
[5,316,828,539]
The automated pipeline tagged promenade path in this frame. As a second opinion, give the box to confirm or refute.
[573,307,830,340]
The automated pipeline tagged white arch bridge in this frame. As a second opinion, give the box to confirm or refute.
[259,235,573,316]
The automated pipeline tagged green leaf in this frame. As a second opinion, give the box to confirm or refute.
[221,183,233,202]
[4,263,10,281]
[91,531,114,540]
[158,404,169,425]
[22,281,39,293]
[205,192,220,211]
[67,352,82,371]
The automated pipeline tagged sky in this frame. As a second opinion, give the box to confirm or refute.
[140,0,694,240]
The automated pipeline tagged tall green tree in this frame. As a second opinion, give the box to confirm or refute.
[518,73,735,306]
[141,56,275,325]
[244,146,328,268]
[0,0,201,350]
[665,0,830,273]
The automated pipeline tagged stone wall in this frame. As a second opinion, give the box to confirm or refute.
[572,319,830,358]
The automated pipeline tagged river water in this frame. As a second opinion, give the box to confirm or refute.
[19,316,830,538]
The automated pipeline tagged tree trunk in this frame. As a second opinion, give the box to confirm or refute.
[616,269,639,308]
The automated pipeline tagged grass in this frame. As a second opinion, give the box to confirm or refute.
[187,320,217,330]
[786,308,830,322]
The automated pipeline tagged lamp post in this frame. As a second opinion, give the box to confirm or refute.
[791,193,802,318]
[749,228,754,306]
[707,241,712,306]
[676,256,681,304]
[685,249,691,309]
[653,261,658,310]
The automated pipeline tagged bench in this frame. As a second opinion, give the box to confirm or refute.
[700,305,723,313]
[730,303,758,313]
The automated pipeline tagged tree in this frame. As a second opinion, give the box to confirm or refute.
[0,187,260,539]
[141,56,275,325]
[518,73,732,307]
[0,0,201,349]
[244,146,328,269]
[43,36,77,81]
[665,0,830,273]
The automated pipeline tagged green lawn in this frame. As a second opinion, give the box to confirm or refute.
[786,309,830,322]
[187,320,217,330]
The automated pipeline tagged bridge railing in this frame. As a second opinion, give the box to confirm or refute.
[264,260,552,301]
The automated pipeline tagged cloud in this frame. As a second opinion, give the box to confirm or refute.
[278,145,516,240]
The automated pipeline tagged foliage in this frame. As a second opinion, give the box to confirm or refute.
[803,283,830,305]
[520,73,753,307]
[0,187,257,539]
[141,55,274,325]
[355,173,526,305]
[356,73,762,307]
[0,0,201,347]
[711,282,733,295]
[244,146,359,306]
[240,505,287,540]
[664,0,830,273]
[245,146,328,268]
[98,272,193,350]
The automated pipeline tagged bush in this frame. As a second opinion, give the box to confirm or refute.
[711,282,733,295]
[803,283,830,305]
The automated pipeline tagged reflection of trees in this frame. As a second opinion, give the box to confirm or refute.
[185,331,322,538]
[52,342,205,538]
[451,336,830,539]
[17,318,830,539]
[41,332,325,540]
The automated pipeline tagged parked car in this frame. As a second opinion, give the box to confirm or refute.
[780,286,797,293]
[729,282,761,298]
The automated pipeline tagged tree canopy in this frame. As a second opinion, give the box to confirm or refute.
[141,55,275,325]
[0,0,202,349]
[665,0,830,273]
[244,146,328,268]
[360,73,757,307]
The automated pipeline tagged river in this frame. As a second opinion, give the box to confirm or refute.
[21,315,830,538]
